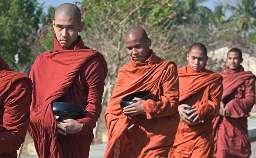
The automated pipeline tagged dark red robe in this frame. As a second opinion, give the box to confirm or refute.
[28,37,108,158]
[213,66,255,158]
[0,58,32,158]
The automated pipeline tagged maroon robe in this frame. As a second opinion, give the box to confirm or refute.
[0,58,32,158]
[213,66,255,158]
[29,37,108,158]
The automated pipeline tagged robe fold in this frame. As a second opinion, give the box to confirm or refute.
[0,58,32,158]
[29,37,108,158]
[105,53,179,158]
[213,66,255,158]
[169,66,223,158]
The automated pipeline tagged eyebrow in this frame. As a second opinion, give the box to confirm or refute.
[55,24,74,27]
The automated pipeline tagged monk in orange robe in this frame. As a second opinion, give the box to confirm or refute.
[28,3,107,158]
[0,58,32,158]
[213,48,255,158]
[105,26,179,158]
[169,43,223,158]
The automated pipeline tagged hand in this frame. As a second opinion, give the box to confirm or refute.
[57,119,83,135]
[219,102,225,116]
[178,104,199,125]
[220,102,230,117]
[123,98,145,116]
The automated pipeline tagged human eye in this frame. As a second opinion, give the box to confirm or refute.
[127,47,133,50]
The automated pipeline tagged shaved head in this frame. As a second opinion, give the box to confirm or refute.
[53,3,83,48]
[125,26,149,42]
[54,3,81,24]
[124,26,152,62]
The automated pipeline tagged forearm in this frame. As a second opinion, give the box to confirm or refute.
[143,97,178,119]
[225,96,255,118]
[196,100,218,121]
[197,79,223,121]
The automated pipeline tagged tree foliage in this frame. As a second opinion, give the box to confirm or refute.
[0,0,42,70]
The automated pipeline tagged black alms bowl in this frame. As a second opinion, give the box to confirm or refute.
[52,102,86,121]
[120,91,151,109]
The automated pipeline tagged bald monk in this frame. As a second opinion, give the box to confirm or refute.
[213,48,255,158]
[0,58,32,158]
[105,26,179,158]
[169,43,223,158]
[28,3,107,158]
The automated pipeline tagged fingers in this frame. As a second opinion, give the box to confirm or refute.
[191,114,199,122]
[57,122,67,135]
[57,129,67,135]
[187,112,197,120]
[133,97,142,101]
[123,105,136,114]
[185,108,196,115]
[180,104,191,109]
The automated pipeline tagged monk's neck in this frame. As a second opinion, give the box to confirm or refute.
[187,66,206,73]
[226,65,243,73]
[54,36,84,51]
[133,50,153,63]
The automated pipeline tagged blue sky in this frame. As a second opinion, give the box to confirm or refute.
[40,0,222,11]
[39,0,80,10]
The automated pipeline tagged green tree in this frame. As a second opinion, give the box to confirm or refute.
[226,0,256,39]
[0,0,43,70]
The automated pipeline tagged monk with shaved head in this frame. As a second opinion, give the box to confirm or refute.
[213,48,255,158]
[29,3,107,158]
[105,26,179,158]
[169,43,223,158]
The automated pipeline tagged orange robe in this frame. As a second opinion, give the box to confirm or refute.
[29,37,107,158]
[213,66,255,158]
[105,53,179,158]
[169,66,223,158]
[0,58,32,158]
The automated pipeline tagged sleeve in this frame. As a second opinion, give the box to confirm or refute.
[78,55,108,130]
[143,63,179,119]
[225,77,255,118]
[196,77,223,121]
[0,78,32,154]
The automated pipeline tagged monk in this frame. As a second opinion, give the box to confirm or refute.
[169,43,223,158]
[213,48,255,158]
[105,26,179,158]
[0,58,32,158]
[28,3,107,158]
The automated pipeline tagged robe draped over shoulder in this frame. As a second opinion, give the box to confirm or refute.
[213,66,255,158]
[0,58,32,158]
[169,66,223,158]
[29,37,108,158]
[105,53,179,158]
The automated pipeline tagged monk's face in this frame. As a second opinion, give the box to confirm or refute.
[53,15,82,48]
[125,34,151,62]
[226,51,242,69]
[187,48,208,71]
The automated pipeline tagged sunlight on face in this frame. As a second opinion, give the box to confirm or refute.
[226,51,242,70]
[187,48,208,71]
[125,34,151,62]
[53,15,82,48]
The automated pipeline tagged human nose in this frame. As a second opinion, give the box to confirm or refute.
[131,48,138,54]
[61,28,68,37]
[194,58,199,64]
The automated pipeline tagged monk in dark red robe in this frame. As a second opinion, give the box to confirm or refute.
[213,48,255,158]
[0,58,32,158]
[28,3,107,158]
[169,43,223,158]
[105,26,179,158]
